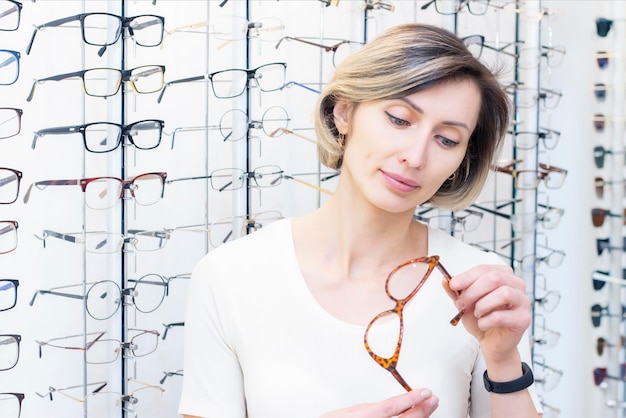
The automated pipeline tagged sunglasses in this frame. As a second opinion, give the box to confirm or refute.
[591,303,626,327]
[591,207,626,227]
[596,51,609,70]
[594,364,626,386]
[596,336,626,356]
[593,269,626,291]
[596,17,613,37]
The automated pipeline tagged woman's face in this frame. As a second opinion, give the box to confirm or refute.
[334,79,481,214]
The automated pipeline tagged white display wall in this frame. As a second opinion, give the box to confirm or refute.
[0,1,616,417]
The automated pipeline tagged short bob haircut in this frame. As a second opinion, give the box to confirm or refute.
[314,23,511,211]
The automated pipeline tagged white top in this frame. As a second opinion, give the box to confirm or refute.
[179,218,541,418]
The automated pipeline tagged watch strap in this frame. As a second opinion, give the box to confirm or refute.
[483,362,534,394]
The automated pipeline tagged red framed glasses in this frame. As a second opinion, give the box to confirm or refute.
[363,255,462,391]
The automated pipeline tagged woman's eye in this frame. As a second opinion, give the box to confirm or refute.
[438,135,459,148]
[385,111,409,127]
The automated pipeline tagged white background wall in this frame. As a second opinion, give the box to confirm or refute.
[0,1,619,417]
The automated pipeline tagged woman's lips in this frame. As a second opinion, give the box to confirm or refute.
[381,170,419,193]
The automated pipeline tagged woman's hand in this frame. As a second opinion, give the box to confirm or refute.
[443,264,531,362]
[321,389,439,418]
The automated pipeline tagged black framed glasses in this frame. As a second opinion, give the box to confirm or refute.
[509,127,561,150]
[0,167,22,204]
[462,35,519,60]
[593,145,623,169]
[157,62,285,102]
[166,165,283,192]
[0,220,18,254]
[274,36,364,68]
[32,119,164,152]
[0,279,18,311]
[363,255,462,391]
[27,13,165,56]
[35,228,172,254]
[593,269,626,291]
[0,393,24,418]
[421,0,491,15]
[27,65,165,102]
[161,321,184,340]
[0,108,22,139]
[471,200,564,233]
[160,369,183,385]
[23,172,167,209]
[0,0,21,31]
[0,49,19,85]
[413,207,484,232]
[0,334,20,370]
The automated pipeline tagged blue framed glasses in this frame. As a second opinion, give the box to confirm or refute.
[0,49,19,85]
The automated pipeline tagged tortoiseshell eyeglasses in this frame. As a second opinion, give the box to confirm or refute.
[363,255,462,391]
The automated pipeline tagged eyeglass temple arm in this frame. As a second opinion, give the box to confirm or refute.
[32,125,83,149]
[0,172,19,188]
[0,3,20,20]
[27,13,81,55]
[0,53,17,70]
[162,322,184,340]
[0,279,18,292]
[281,81,321,94]
[157,74,207,103]
[23,179,80,203]
[27,70,85,102]
[282,174,333,195]
[29,289,86,307]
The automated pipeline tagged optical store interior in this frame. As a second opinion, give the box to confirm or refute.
[1,0,624,417]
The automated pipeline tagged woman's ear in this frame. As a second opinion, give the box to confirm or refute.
[333,100,352,134]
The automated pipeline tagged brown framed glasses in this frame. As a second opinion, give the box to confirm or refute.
[363,255,462,391]
[591,207,626,227]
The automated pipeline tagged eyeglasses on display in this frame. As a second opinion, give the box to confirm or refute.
[413,207,484,232]
[160,369,183,385]
[27,65,165,102]
[37,381,107,402]
[593,113,607,133]
[494,160,567,190]
[161,15,284,50]
[596,237,626,256]
[594,364,626,386]
[532,328,560,349]
[281,80,321,95]
[83,379,164,417]
[0,392,24,418]
[0,279,18,311]
[23,172,167,209]
[0,220,18,254]
[517,44,566,70]
[594,82,607,101]
[593,145,624,169]
[0,334,20,370]
[27,12,165,56]
[166,165,283,192]
[596,17,613,37]
[591,303,626,328]
[597,336,626,356]
[161,321,184,340]
[0,49,19,85]
[421,0,492,15]
[509,127,561,150]
[362,0,395,12]
[364,255,462,391]
[596,51,609,70]
[82,328,160,364]
[462,34,519,60]
[207,210,284,248]
[534,290,561,312]
[594,176,625,199]
[274,36,364,68]
[593,269,626,291]
[0,167,21,204]
[0,0,22,31]
[36,330,106,359]
[533,360,562,391]
[519,246,565,272]
[0,108,22,139]
[32,119,164,152]
[36,227,174,253]
[591,207,626,227]
[157,62,285,102]
[470,200,564,233]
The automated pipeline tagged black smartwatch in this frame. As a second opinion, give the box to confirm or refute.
[483,362,534,394]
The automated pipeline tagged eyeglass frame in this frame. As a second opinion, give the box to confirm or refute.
[274,36,364,68]
[165,165,283,192]
[0,107,23,139]
[32,119,165,152]
[27,12,165,56]
[494,160,567,190]
[363,255,462,391]
[157,61,286,103]
[0,167,22,204]
[0,334,21,371]
[0,49,20,85]
[0,220,18,254]
[27,65,166,102]
[0,392,25,418]
[0,279,19,311]
[0,0,22,32]
[35,228,172,253]
[23,172,167,209]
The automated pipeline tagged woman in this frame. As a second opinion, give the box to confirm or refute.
[179,23,543,418]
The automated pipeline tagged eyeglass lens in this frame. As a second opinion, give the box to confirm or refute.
[0,49,19,85]
[0,108,22,139]
[85,280,121,320]
[0,334,20,370]
[0,393,23,418]
[0,220,17,254]
[0,0,21,31]
[596,17,612,37]
[210,63,285,98]
[0,279,18,311]
[87,330,159,364]
[596,51,609,69]
[0,168,21,204]
[79,13,163,47]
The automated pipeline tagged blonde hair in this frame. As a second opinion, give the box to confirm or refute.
[314,23,511,211]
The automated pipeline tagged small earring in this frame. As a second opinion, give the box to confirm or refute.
[448,172,456,181]
[338,133,346,147]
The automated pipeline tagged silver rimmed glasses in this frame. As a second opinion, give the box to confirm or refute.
[421,0,491,15]
[166,165,283,192]
[274,37,364,68]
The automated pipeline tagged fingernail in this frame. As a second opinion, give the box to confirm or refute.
[456,300,465,310]
[420,389,432,399]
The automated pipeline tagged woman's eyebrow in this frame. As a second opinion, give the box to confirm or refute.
[398,97,471,133]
